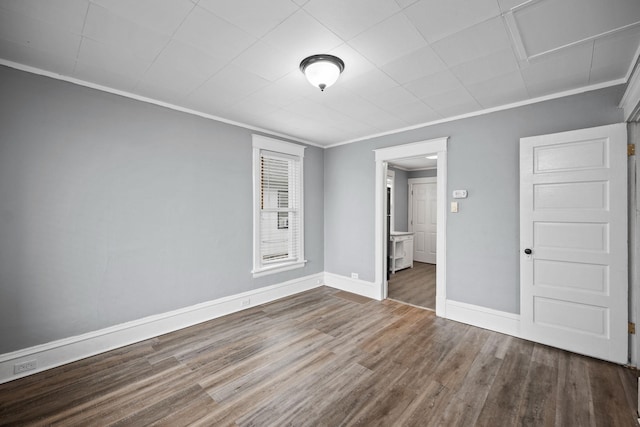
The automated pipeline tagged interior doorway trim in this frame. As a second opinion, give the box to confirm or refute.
[374,137,448,317]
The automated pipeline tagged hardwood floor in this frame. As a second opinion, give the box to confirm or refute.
[389,262,436,309]
[1,286,638,426]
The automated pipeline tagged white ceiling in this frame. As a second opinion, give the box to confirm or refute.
[1,0,639,147]
[389,156,437,171]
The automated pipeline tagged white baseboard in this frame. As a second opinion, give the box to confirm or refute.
[323,272,381,300]
[0,273,323,384]
[445,299,521,338]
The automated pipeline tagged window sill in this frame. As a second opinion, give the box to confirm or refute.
[252,260,308,278]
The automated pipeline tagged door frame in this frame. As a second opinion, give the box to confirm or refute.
[374,137,448,317]
[387,169,395,233]
[408,177,437,264]
[629,123,640,367]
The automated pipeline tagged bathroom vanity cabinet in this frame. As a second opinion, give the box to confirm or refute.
[389,232,414,274]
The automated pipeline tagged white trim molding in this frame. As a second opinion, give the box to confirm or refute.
[0,269,532,384]
[323,272,380,300]
[330,79,624,148]
[445,300,521,338]
[0,273,323,385]
[374,137,448,316]
[621,57,640,121]
[0,59,324,149]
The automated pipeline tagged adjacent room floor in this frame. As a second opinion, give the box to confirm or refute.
[388,261,436,310]
[0,286,637,426]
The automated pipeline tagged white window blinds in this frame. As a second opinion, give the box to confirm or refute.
[252,135,305,277]
[259,151,300,265]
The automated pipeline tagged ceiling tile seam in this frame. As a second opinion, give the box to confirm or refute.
[375,97,426,121]
[505,0,540,14]
[0,4,87,72]
[0,58,324,148]
[0,3,86,36]
[372,43,438,92]
[327,78,627,149]
[428,51,484,110]
[390,14,519,91]
[72,37,86,76]
[200,1,302,40]
[493,0,501,14]
[86,0,189,39]
[397,34,484,110]
[526,21,640,62]
[298,6,357,42]
[520,75,537,102]
[506,14,533,100]
[327,11,430,72]
[73,2,91,69]
[73,32,150,91]
[413,10,505,46]
[315,7,406,45]
[73,2,178,90]
[587,40,596,85]
[179,5,299,100]
[278,10,361,81]
[309,90,395,130]
[132,1,199,94]
[501,11,528,63]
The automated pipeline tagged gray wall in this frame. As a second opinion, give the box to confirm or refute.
[0,66,324,354]
[389,167,408,232]
[408,169,437,179]
[324,85,625,314]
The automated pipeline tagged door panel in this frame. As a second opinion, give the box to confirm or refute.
[411,181,437,264]
[534,181,608,210]
[534,259,608,293]
[520,123,627,364]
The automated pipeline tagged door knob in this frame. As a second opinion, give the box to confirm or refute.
[524,248,532,255]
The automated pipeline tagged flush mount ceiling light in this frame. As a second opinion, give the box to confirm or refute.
[426,155,438,159]
[299,54,345,92]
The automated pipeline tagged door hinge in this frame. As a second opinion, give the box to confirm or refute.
[629,322,636,335]
[629,144,636,156]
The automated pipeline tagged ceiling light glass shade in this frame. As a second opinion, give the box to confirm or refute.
[300,54,345,91]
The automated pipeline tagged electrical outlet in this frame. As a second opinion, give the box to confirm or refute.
[14,359,37,374]
[241,298,251,307]
[351,273,359,279]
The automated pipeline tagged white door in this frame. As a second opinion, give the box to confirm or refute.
[410,180,437,264]
[520,123,627,364]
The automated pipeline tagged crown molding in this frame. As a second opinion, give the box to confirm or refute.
[0,59,324,149]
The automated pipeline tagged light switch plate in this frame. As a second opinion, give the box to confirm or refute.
[451,202,458,213]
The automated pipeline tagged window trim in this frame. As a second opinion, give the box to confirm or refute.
[252,134,306,278]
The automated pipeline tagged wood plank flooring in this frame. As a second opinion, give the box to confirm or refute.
[389,262,436,309]
[0,286,638,426]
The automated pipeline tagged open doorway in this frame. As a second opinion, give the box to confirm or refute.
[387,158,437,310]
[374,137,448,317]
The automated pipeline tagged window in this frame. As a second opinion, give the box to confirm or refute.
[252,135,306,277]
